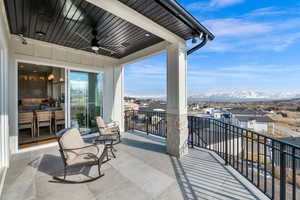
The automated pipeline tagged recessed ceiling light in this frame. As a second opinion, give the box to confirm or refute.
[91,46,99,51]
[145,33,150,37]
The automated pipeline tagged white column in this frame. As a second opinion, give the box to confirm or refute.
[166,43,189,158]
[103,65,124,132]
[0,1,10,168]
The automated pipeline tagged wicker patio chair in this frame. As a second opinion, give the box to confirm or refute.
[54,128,108,183]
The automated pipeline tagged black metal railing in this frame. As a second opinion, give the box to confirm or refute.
[188,116,300,200]
[125,110,167,138]
[125,111,300,200]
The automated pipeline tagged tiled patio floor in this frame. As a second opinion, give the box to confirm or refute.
[1,131,261,200]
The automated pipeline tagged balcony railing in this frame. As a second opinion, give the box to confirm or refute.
[125,110,167,138]
[125,110,300,200]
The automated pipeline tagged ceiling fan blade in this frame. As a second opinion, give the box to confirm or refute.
[74,32,90,43]
[98,46,117,54]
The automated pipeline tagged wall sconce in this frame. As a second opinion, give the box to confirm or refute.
[59,77,64,82]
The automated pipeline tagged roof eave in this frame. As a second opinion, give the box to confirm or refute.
[154,0,215,41]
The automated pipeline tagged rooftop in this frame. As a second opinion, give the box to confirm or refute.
[1,131,261,200]
[229,108,266,116]
[235,116,274,123]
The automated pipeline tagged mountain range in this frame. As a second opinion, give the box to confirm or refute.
[189,90,300,102]
[127,90,300,102]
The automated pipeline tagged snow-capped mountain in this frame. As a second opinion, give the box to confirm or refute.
[189,90,300,101]
[125,95,166,100]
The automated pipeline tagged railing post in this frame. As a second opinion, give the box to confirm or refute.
[191,117,194,148]
[146,114,149,135]
[280,143,286,200]
[133,111,136,131]
[225,123,229,165]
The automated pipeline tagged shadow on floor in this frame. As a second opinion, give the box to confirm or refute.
[170,149,260,200]
[126,130,166,144]
[28,153,101,183]
[121,137,166,153]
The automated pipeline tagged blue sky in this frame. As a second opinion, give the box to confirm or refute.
[125,0,300,97]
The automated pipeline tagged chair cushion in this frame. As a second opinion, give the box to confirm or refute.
[99,128,112,135]
[107,121,119,128]
[66,144,105,166]
[59,128,85,161]
[96,116,106,128]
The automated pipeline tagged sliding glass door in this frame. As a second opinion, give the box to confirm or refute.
[17,63,66,148]
[69,71,103,134]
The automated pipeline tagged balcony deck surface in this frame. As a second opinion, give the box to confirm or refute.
[1,131,260,200]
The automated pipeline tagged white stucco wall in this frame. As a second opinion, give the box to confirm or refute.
[0,0,10,169]
[103,66,124,132]
[254,122,268,133]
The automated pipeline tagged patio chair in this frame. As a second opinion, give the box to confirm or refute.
[54,128,108,183]
[96,116,121,143]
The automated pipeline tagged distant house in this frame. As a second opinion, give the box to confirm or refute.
[229,108,274,134]
[213,112,222,119]
[203,107,214,115]
[235,116,274,133]
[124,102,139,111]
[139,101,166,112]
[189,103,200,111]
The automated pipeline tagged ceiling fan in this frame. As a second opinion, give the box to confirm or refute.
[73,29,127,55]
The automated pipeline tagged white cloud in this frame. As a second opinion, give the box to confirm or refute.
[209,0,244,8]
[245,7,300,18]
[221,65,300,72]
[188,70,258,79]
[246,7,286,17]
[125,64,166,79]
[202,16,300,52]
[203,18,272,37]
[187,0,244,11]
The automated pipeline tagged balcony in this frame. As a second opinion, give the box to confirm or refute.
[124,110,300,200]
[0,1,298,200]
[1,130,262,200]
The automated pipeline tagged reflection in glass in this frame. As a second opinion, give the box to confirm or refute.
[70,71,103,134]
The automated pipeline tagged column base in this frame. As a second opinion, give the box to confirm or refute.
[166,113,189,158]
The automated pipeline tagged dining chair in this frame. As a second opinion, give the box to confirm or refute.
[54,110,65,133]
[18,112,35,137]
[36,111,52,136]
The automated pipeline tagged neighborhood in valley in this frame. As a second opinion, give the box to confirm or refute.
[124,95,300,143]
